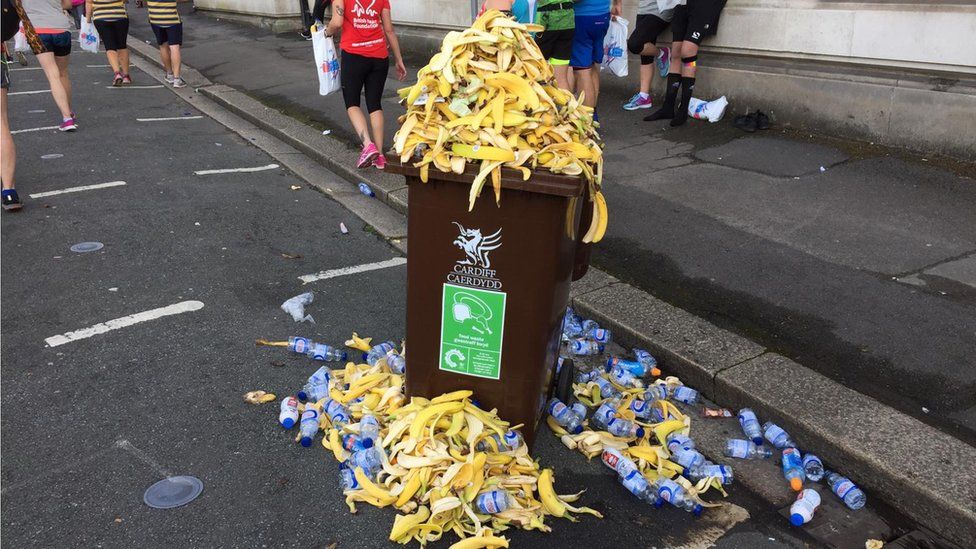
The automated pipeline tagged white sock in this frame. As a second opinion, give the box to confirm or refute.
[639,92,649,99]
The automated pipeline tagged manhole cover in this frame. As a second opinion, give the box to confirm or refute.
[41,154,63,159]
[70,242,104,253]
[143,476,204,509]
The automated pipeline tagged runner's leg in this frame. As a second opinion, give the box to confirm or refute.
[35,52,72,118]
[169,45,181,78]
[1,88,14,188]
[55,54,71,108]
[159,42,171,74]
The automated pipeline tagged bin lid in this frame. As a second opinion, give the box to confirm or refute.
[383,154,587,198]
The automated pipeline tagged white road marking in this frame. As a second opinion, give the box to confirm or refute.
[29,180,126,198]
[105,85,164,89]
[10,66,43,71]
[194,163,279,175]
[44,300,204,347]
[87,64,111,67]
[11,125,58,134]
[8,89,50,96]
[136,116,203,122]
[299,257,407,284]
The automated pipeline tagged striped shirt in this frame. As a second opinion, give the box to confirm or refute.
[147,0,179,25]
[91,0,126,21]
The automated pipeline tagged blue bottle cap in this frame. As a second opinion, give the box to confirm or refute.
[752,436,764,445]
[362,438,374,449]
[653,497,664,508]
[301,437,312,448]
[570,425,584,435]
[790,513,804,527]
[635,427,646,438]
[692,504,703,517]
[297,391,308,402]
[362,352,368,362]
[604,357,614,372]
[340,351,348,361]
[281,418,296,429]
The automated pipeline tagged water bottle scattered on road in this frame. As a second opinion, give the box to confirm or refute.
[358,182,375,197]
[666,433,695,453]
[299,407,320,447]
[547,398,585,434]
[601,448,657,504]
[307,343,347,362]
[763,421,797,449]
[644,384,668,401]
[562,307,583,339]
[365,341,396,366]
[385,349,406,374]
[580,319,612,344]
[655,478,703,515]
[633,348,661,376]
[802,453,824,482]
[568,338,604,356]
[672,446,706,472]
[349,447,383,479]
[789,489,821,526]
[738,408,764,444]
[476,430,524,452]
[606,357,648,378]
[288,336,312,354]
[688,464,734,485]
[359,414,380,446]
[576,369,602,384]
[630,399,663,422]
[279,396,299,428]
[297,365,332,402]
[341,433,373,452]
[338,463,359,491]
[475,489,514,514]
[323,398,351,428]
[782,448,806,491]
[593,376,621,400]
[592,399,620,429]
[671,385,699,405]
[608,364,641,388]
[606,418,645,439]
[724,439,773,459]
[824,471,866,510]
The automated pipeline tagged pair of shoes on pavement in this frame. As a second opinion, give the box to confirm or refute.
[165,72,187,88]
[356,142,385,169]
[732,110,771,132]
[59,116,78,131]
[112,72,132,86]
[2,189,23,211]
[299,30,312,40]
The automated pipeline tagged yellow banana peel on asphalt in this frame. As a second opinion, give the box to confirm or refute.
[243,390,276,404]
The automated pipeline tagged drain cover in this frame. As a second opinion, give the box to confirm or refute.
[70,242,104,253]
[143,476,204,509]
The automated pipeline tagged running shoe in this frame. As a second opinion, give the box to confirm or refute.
[121,74,132,85]
[622,93,653,111]
[1,189,23,211]
[59,118,78,132]
[165,72,175,84]
[16,51,28,66]
[357,142,379,169]
[373,154,386,170]
[656,46,670,78]
[172,77,186,88]
[112,72,123,86]
[300,30,312,40]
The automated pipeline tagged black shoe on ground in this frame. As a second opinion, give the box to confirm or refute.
[299,30,312,40]
[2,189,23,211]
[755,110,771,130]
[733,113,758,133]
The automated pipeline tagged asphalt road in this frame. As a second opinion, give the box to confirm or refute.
[0,54,821,547]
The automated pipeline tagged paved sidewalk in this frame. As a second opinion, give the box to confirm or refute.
[129,7,976,446]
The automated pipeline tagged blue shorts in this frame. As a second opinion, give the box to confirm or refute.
[570,13,610,68]
[39,31,72,57]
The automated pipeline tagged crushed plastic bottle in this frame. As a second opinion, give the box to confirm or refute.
[655,478,703,516]
[688,464,734,485]
[576,369,602,384]
[358,182,375,197]
[349,447,383,479]
[568,338,604,356]
[724,439,773,460]
[789,488,821,526]
[570,402,588,420]
[633,348,660,375]
[561,307,583,339]
[824,471,866,510]
[323,398,351,428]
[359,414,380,446]
[287,336,312,354]
[782,448,806,491]
[307,343,347,362]
[365,341,396,366]
[593,376,622,400]
[580,319,612,344]
[763,421,797,449]
[644,384,668,401]
[802,453,824,482]
[666,433,695,453]
[475,489,514,514]
[338,462,360,491]
[385,349,406,374]
[738,408,764,445]
[630,399,664,422]
[281,292,315,323]
[608,364,641,388]
[299,407,320,447]
[592,399,620,429]
[475,430,524,452]
[279,396,299,428]
[341,432,373,452]
[547,398,585,434]
[297,365,332,402]
[671,386,699,405]
[606,417,645,439]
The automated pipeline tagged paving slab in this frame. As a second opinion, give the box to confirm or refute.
[569,267,619,299]
[924,253,976,289]
[695,136,849,177]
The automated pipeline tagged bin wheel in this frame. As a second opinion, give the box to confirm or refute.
[555,357,576,404]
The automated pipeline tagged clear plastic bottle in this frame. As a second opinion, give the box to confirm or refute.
[762,421,797,449]
[581,319,612,344]
[299,407,320,447]
[341,433,373,452]
[592,398,620,429]
[789,488,821,526]
[688,464,734,485]
[365,341,396,366]
[606,417,645,438]
[601,447,638,475]
[620,469,660,504]
[475,430,524,452]
[629,399,662,422]
[288,336,312,354]
[781,448,806,491]
[349,447,383,479]
[323,398,351,428]
[562,307,583,339]
[606,357,648,378]
[824,471,866,510]
[576,369,602,384]
[724,439,773,460]
[307,343,347,362]
[644,384,668,401]
[671,386,699,405]
[385,349,406,374]
[633,348,658,372]
[666,433,695,453]
[802,453,824,482]
[671,446,706,472]
[338,462,359,491]
[608,365,641,388]
[654,478,703,516]
[547,398,585,434]
[570,402,588,420]
[358,182,375,197]
[568,338,604,356]
[279,396,300,428]
[593,376,621,400]
[474,489,514,514]
[297,365,332,402]
[737,408,764,445]
[359,414,380,446]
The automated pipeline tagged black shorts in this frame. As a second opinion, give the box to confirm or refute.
[340,50,388,113]
[627,14,668,55]
[39,31,72,57]
[94,18,129,51]
[671,0,726,45]
[151,23,183,46]
[535,27,574,64]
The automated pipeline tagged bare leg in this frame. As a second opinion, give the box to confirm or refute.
[638,42,660,95]
[680,42,699,78]
[346,106,372,145]
[118,48,130,75]
[106,50,121,73]
[552,65,570,92]
[158,43,172,74]
[1,89,15,188]
[35,52,72,118]
[574,67,596,108]
[55,55,72,108]
[369,109,384,152]
[169,44,181,78]
[590,62,601,105]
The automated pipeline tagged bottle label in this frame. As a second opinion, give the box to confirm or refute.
[728,439,749,458]
[439,284,507,380]
[835,479,855,499]
[621,470,648,497]
[477,491,504,514]
[601,449,621,470]
[290,337,310,354]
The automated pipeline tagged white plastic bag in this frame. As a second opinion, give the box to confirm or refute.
[13,27,29,53]
[688,95,729,123]
[311,26,341,96]
[601,17,628,78]
[79,19,100,53]
[281,291,315,323]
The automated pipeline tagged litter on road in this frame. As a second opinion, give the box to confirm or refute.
[281,292,315,323]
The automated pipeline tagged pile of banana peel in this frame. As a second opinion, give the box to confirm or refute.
[393,9,607,244]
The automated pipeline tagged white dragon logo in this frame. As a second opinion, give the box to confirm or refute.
[453,222,502,269]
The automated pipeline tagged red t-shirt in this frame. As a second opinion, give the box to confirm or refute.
[340,0,390,58]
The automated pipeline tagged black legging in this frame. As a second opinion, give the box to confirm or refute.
[340,50,388,113]
[311,0,330,22]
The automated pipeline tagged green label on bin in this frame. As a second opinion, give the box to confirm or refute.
[439,283,506,380]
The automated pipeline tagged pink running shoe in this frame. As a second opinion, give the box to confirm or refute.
[357,142,379,169]
[373,154,386,170]
[58,118,78,132]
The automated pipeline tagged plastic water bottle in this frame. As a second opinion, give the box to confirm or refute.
[474,489,514,514]
[802,453,824,482]
[341,433,373,452]
[782,448,805,491]
[475,430,524,452]
[570,402,588,420]
[763,422,797,449]
[620,469,660,504]
[297,365,332,402]
[307,343,347,362]
[724,439,773,460]
[547,398,584,434]
[606,417,645,439]
[299,407,320,447]
[644,384,668,401]
[666,433,695,453]
[569,338,604,356]
[593,376,621,400]
[576,369,601,384]
[358,182,375,197]
[562,308,583,339]
[288,336,312,354]
[789,489,821,526]
[338,462,359,491]
[592,399,619,429]
[349,447,383,479]
[279,396,299,428]
[385,349,406,374]
[323,398,351,428]
[365,341,396,366]
[655,478,703,516]
[601,447,638,475]
[824,471,866,510]
[630,399,661,422]
[672,447,706,472]
[606,357,648,378]
[738,408,764,445]
[633,348,658,372]
[688,464,734,485]
[608,365,641,388]
[671,386,699,405]
[581,319,612,344]
[359,414,380,447]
